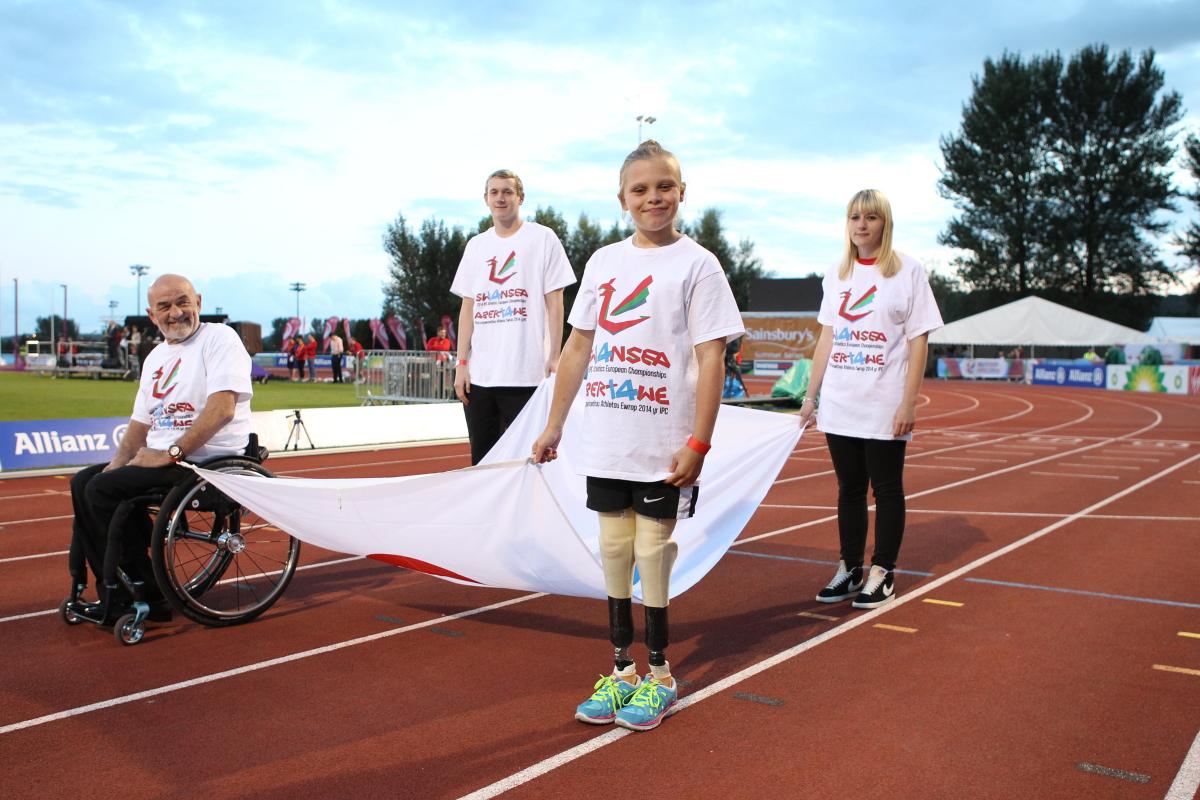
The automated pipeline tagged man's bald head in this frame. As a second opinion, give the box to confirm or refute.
[147,274,203,343]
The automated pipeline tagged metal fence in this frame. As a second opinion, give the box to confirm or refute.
[355,350,456,404]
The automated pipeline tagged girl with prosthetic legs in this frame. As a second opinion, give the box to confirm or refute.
[533,140,743,731]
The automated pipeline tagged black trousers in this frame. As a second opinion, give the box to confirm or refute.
[463,384,536,465]
[331,354,343,382]
[69,462,190,587]
[824,432,908,571]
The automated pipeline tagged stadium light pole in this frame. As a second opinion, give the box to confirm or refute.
[636,114,656,143]
[130,264,150,312]
[60,284,67,340]
[108,300,119,322]
[289,282,307,320]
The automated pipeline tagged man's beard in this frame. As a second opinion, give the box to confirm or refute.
[160,315,198,341]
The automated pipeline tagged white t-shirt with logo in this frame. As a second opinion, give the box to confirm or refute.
[569,235,745,482]
[451,221,576,387]
[816,253,943,441]
[131,323,254,461]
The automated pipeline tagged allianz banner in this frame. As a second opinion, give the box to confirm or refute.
[0,417,129,471]
[1030,363,1106,389]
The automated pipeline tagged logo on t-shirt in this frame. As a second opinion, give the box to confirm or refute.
[838,285,877,322]
[151,358,182,400]
[598,276,653,335]
[487,251,517,285]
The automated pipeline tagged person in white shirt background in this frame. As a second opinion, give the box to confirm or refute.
[799,189,944,610]
[451,169,575,465]
[532,140,744,732]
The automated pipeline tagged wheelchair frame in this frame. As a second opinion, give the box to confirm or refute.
[60,435,302,645]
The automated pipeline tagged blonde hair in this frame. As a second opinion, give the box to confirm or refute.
[484,169,524,200]
[839,189,901,280]
[618,139,683,194]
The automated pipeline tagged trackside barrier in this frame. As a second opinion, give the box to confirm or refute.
[1105,364,1197,395]
[355,350,455,405]
[0,405,469,472]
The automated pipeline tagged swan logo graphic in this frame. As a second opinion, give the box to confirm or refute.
[598,276,653,335]
[838,285,877,322]
[487,251,517,285]
[151,358,182,400]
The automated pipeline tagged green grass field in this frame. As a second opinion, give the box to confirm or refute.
[0,371,362,421]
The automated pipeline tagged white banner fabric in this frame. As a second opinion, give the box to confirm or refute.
[192,377,801,601]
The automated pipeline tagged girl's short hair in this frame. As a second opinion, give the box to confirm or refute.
[618,139,683,193]
[485,169,524,200]
[839,189,902,280]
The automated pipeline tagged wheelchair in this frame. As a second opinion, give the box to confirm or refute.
[60,435,302,645]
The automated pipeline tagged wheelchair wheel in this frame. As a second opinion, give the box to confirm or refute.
[114,612,144,645]
[151,460,301,627]
[59,598,84,625]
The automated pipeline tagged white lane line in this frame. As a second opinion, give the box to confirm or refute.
[0,550,67,564]
[932,456,1008,463]
[1079,455,1162,463]
[277,451,470,475]
[0,592,545,736]
[754,504,1200,522]
[0,490,69,502]
[0,514,73,528]
[1184,480,1200,485]
[905,464,975,471]
[1166,728,1200,800]
[1029,471,1118,480]
[457,452,1200,800]
[1057,463,1141,470]
[0,555,370,625]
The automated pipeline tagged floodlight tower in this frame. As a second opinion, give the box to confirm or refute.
[636,114,657,143]
[130,264,150,310]
[289,282,307,320]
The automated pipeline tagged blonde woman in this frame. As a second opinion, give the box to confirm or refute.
[799,190,943,609]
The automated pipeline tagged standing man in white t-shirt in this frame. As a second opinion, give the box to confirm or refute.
[67,274,254,621]
[451,169,576,464]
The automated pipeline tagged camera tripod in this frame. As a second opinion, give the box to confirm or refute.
[284,409,314,451]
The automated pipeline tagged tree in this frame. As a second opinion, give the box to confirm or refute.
[938,46,1183,299]
[382,213,467,337]
[684,208,768,309]
[36,315,78,342]
[1176,133,1200,293]
[1043,45,1183,297]
[939,52,1059,293]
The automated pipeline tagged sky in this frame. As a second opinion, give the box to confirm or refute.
[2,0,1199,336]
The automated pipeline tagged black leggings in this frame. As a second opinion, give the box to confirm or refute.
[462,384,536,465]
[825,433,908,571]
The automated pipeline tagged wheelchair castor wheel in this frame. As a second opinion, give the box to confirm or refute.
[59,598,84,626]
[114,612,145,646]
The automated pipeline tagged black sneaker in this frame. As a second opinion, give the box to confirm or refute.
[815,560,864,603]
[851,565,896,609]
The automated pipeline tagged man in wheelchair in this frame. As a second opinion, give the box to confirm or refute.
[67,274,254,626]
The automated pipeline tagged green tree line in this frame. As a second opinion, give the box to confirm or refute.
[939,44,1194,320]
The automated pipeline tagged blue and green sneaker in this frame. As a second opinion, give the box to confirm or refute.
[575,674,640,725]
[614,676,679,731]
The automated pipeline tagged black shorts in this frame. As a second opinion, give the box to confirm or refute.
[585,476,698,520]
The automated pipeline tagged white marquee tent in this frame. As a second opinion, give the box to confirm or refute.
[1146,316,1200,345]
[929,296,1158,347]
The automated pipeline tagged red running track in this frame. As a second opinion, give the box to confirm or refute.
[0,382,1197,800]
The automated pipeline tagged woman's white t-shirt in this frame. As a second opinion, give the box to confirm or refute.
[131,323,254,460]
[569,235,744,482]
[816,253,943,441]
[451,221,576,387]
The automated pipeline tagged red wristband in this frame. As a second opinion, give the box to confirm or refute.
[686,436,711,455]
[456,358,468,366]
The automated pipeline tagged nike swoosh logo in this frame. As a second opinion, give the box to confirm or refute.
[643,496,665,503]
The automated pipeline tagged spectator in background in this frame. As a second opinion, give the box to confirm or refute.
[329,331,345,383]
[350,338,364,382]
[128,325,142,378]
[304,334,319,381]
[1006,345,1023,360]
[426,325,453,362]
[292,336,307,382]
[1082,346,1100,362]
[286,336,298,381]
